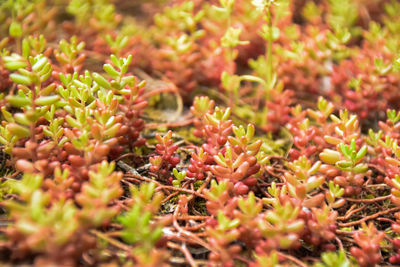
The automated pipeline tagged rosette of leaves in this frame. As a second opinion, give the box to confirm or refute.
[93,54,148,150]
[145,1,205,97]
[204,179,236,216]
[190,95,215,139]
[314,250,355,267]
[211,146,256,194]
[2,53,56,139]
[211,123,267,194]
[250,250,282,267]
[1,0,57,39]
[1,173,94,265]
[284,156,325,206]
[117,182,167,266]
[59,71,123,173]
[206,211,241,265]
[323,110,360,146]
[350,222,384,267]
[320,138,368,195]
[259,183,304,251]
[54,36,86,73]
[67,0,121,33]
[187,147,209,181]
[149,130,180,182]
[1,53,61,174]
[75,161,123,227]
[200,106,233,157]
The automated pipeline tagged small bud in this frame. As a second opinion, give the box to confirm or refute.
[9,21,22,37]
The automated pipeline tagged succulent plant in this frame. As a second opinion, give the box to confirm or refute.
[1,0,400,266]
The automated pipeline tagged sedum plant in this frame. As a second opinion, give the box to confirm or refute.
[1,162,123,266]
[117,182,167,266]
[2,0,400,266]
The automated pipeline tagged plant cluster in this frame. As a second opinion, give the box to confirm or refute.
[1,0,400,266]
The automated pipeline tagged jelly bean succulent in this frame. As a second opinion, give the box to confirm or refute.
[1,0,400,266]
